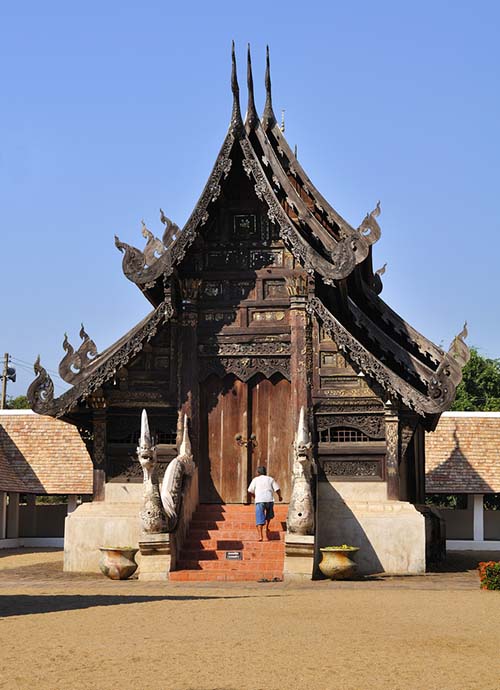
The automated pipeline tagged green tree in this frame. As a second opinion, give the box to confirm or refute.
[452,348,500,411]
[5,395,31,409]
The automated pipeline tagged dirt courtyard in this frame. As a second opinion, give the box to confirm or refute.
[0,550,499,690]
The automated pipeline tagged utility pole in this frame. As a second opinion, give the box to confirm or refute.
[1,353,16,410]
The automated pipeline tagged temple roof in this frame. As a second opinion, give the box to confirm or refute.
[27,44,469,422]
[426,413,500,493]
[28,302,169,418]
[0,411,93,494]
[114,44,382,293]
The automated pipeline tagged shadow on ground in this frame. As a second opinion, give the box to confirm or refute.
[0,593,261,618]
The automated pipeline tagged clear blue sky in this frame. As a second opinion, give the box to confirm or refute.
[2,0,499,399]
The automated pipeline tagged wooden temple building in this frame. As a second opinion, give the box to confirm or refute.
[28,46,469,580]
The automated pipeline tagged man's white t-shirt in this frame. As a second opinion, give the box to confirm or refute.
[248,475,280,503]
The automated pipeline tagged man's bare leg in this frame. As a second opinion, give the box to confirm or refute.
[256,524,264,541]
[264,518,272,541]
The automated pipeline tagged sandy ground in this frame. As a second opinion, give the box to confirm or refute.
[0,550,499,690]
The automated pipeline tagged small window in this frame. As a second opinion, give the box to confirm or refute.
[319,426,370,443]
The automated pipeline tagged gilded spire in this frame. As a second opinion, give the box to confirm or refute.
[262,45,277,129]
[230,40,243,132]
[245,43,259,129]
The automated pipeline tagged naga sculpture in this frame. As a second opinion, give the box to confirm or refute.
[287,407,315,535]
[138,409,194,535]
[137,409,167,534]
[160,413,195,531]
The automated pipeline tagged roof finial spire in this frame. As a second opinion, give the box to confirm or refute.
[230,40,243,132]
[262,45,277,129]
[281,109,285,133]
[245,43,259,129]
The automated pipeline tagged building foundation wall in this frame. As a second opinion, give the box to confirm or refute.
[64,483,142,572]
[317,481,426,575]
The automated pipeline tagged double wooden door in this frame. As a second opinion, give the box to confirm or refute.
[200,373,292,503]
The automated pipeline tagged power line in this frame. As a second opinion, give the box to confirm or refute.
[9,360,67,393]
[10,356,67,383]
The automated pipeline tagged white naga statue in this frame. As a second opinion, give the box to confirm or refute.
[287,407,315,535]
[137,409,195,534]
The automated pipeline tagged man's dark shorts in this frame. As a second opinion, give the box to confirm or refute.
[255,502,275,526]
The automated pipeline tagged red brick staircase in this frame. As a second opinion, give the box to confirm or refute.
[169,503,288,582]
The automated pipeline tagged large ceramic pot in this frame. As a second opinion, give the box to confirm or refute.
[99,547,139,580]
[319,546,359,580]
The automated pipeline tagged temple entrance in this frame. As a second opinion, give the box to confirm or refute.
[200,372,292,503]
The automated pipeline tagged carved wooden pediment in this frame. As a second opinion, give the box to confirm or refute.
[199,356,290,382]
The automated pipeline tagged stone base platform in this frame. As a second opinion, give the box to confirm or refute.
[317,482,426,576]
[64,483,142,573]
[284,533,315,581]
[138,533,172,581]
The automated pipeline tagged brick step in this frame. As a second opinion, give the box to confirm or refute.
[181,548,284,561]
[173,504,286,582]
[192,510,288,520]
[188,519,287,530]
[178,559,282,567]
[177,559,283,570]
[185,530,285,542]
[194,503,288,510]
[169,570,284,582]
[182,540,284,552]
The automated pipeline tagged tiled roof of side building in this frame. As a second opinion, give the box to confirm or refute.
[0,411,93,494]
[426,412,500,493]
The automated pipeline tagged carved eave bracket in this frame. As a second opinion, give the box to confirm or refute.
[59,324,98,384]
[27,356,56,416]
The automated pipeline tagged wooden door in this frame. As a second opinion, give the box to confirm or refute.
[249,374,292,501]
[200,374,248,503]
[200,372,292,503]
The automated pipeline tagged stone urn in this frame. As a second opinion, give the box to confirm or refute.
[99,547,139,580]
[319,546,359,580]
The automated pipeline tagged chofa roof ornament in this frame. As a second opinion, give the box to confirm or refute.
[114,210,179,284]
[27,355,55,415]
[59,324,98,384]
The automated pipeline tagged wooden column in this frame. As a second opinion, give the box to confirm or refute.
[287,276,310,433]
[6,493,20,539]
[384,410,400,500]
[413,424,426,504]
[90,393,107,502]
[0,492,6,540]
[178,279,200,459]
